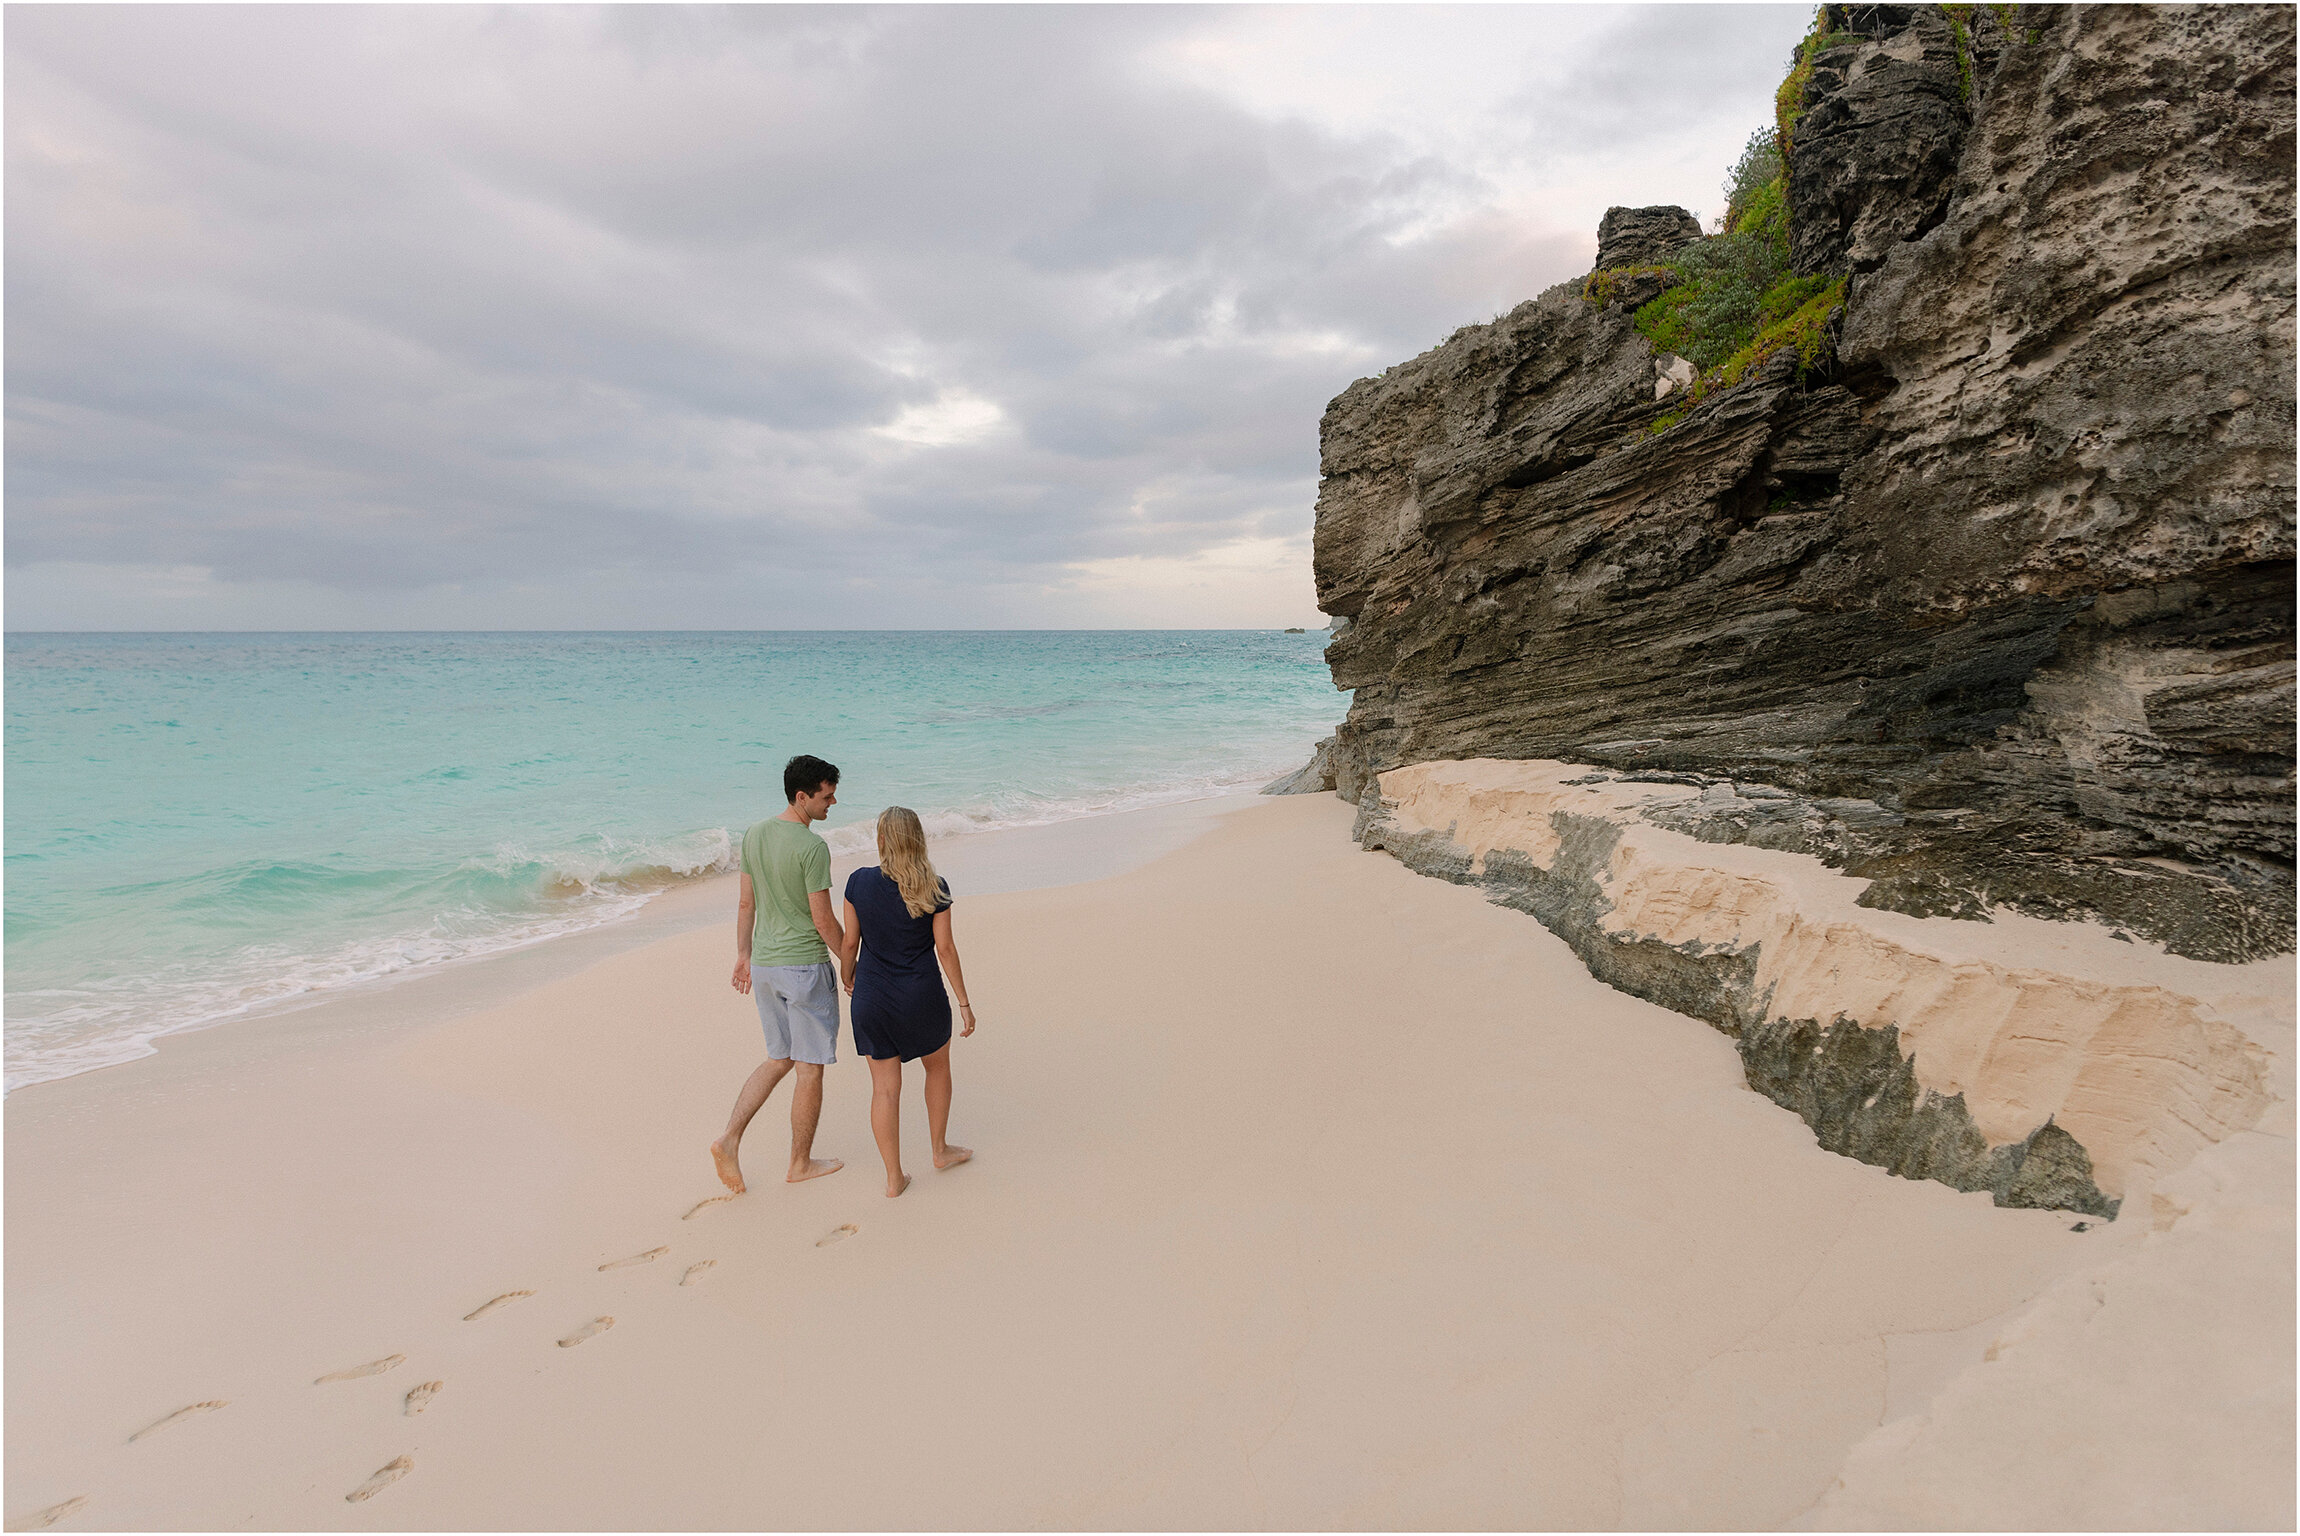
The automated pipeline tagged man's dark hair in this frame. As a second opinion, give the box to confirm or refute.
[784,754,840,803]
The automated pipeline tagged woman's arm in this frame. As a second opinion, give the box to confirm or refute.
[839,899,861,994]
[932,907,974,1036]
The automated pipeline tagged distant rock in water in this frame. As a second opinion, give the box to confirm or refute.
[1311,3,2296,966]
[1284,627,1305,633]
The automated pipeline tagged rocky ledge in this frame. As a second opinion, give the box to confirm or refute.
[1307,4,2296,966]
[1357,759,2282,1216]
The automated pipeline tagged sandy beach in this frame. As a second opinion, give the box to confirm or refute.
[6,793,2291,1530]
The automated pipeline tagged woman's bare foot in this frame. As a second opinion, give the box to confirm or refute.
[710,1138,745,1195]
[886,1174,911,1198]
[787,1157,843,1184]
[933,1146,973,1171]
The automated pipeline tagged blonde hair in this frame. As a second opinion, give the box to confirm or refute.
[876,806,946,918]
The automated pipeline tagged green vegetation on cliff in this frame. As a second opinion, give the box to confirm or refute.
[1584,7,1854,434]
[1939,4,1976,100]
[1631,131,1793,372]
[1777,10,1859,162]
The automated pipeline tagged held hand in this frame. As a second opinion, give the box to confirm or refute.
[839,966,855,996]
[958,1002,976,1037]
[731,959,751,995]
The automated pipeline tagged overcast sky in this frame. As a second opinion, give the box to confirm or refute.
[7,3,1808,631]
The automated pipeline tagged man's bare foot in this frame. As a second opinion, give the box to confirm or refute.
[710,1138,746,1195]
[933,1146,973,1171]
[787,1157,843,1184]
[886,1174,911,1198]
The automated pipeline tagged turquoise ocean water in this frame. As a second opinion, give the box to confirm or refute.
[5,631,1343,1091]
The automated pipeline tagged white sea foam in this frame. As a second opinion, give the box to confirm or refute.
[4,763,1302,1092]
[6,891,653,1094]
[814,767,1285,856]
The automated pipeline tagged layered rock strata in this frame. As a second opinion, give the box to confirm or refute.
[1784,2,1971,277]
[1357,759,2282,1215]
[1592,204,1702,272]
[1310,4,2297,965]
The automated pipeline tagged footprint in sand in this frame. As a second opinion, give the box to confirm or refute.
[314,1354,405,1385]
[128,1401,227,1442]
[598,1246,668,1271]
[403,1381,443,1416]
[462,1290,533,1322]
[679,1260,717,1286]
[815,1223,859,1248]
[344,1456,412,1504]
[558,1317,614,1348]
[18,1495,87,1528]
[682,1194,736,1220]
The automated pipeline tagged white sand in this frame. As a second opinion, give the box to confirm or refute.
[5,795,2289,1529]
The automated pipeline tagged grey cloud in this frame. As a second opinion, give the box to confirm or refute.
[6,3,1808,625]
[1505,6,1810,167]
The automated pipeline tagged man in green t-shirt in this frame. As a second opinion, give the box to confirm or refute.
[710,753,849,1194]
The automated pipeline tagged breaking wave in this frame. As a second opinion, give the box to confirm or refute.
[7,629,1340,1093]
[5,767,1297,1091]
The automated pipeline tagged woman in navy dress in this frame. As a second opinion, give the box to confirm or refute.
[838,806,976,1198]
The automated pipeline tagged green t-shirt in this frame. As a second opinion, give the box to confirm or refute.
[741,816,833,967]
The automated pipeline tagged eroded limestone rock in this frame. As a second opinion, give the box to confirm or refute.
[1312,4,2296,962]
[1353,759,2285,1215]
[1261,736,1339,796]
[1784,4,1970,276]
[1593,204,1702,271]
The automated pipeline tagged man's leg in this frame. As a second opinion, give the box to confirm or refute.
[712,1056,796,1194]
[786,1063,842,1183]
[922,1043,971,1170]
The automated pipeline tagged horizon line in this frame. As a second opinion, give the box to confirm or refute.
[5,624,1335,636]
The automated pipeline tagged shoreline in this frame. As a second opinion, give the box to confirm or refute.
[7,627,1341,1099]
[3,785,1273,1101]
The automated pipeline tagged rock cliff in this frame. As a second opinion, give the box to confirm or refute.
[1312,2,2295,966]
[1303,3,2295,1213]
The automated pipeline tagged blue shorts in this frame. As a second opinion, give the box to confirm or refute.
[755,962,840,1065]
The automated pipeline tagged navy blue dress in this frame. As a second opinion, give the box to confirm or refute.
[845,866,953,1062]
